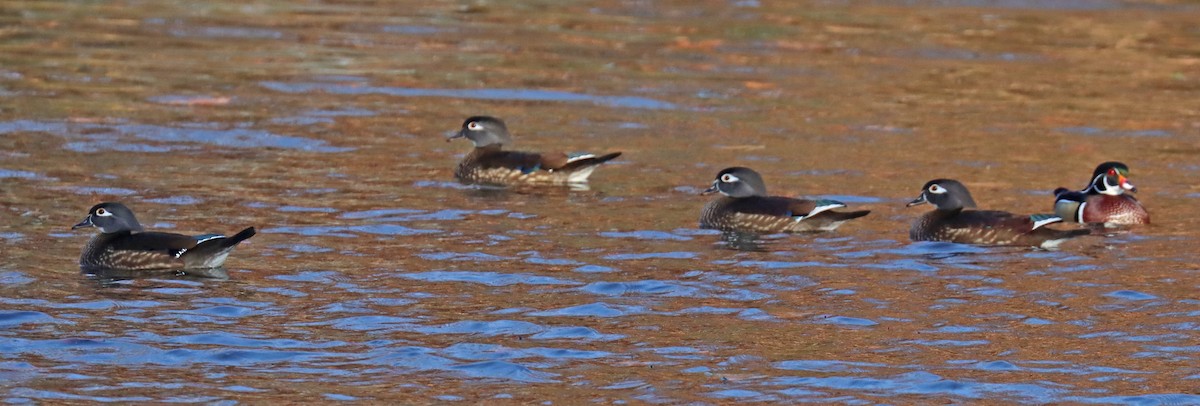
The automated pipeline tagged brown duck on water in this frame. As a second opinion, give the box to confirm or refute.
[907,179,1089,249]
[73,202,256,271]
[447,116,622,188]
[699,166,870,234]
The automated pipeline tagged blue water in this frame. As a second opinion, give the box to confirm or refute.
[0,120,353,153]
[11,225,1178,403]
[259,81,679,110]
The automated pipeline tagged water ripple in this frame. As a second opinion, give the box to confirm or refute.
[599,230,692,241]
[450,360,559,383]
[603,252,697,260]
[263,224,440,237]
[581,280,771,301]
[0,168,55,181]
[775,360,889,373]
[765,371,1065,402]
[0,311,72,327]
[441,342,609,361]
[396,271,580,286]
[528,303,652,318]
[0,120,352,153]
[1104,290,1159,301]
[260,82,679,110]
[0,337,339,366]
[0,271,36,285]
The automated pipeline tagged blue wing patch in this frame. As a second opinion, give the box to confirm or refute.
[565,152,596,164]
[194,234,225,244]
[520,163,542,174]
[799,199,847,220]
[1029,214,1063,230]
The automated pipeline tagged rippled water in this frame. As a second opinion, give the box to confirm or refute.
[3,0,1200,403]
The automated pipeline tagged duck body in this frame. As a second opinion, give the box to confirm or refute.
[699,167,869,234]
[448,116,621,187]
[909,179,1088,249]
[1052,162,1149,226]
[701,196,869,233]
[455,144,621,186]
[910,208,1084,249]
[74,202,255,271]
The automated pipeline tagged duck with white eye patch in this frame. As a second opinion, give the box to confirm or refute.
[1052,161,1150,227]
[72,202,256,271]
[446,116,622,188]
[699,167,871,234]
[908,179,1090,249]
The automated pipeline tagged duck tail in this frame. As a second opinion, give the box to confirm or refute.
[829,210,871,221]
[182,227,256,268]
[560,152,622,172]
[221,227,257,248]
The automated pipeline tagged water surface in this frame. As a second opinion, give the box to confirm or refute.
[1,0,1199,403]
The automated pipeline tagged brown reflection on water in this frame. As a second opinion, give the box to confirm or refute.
[2,0,1200,403]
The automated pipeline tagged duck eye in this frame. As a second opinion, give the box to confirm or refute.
[1107,168,1117,176]
[720,174,738,183]
[95,208,111,216]
[466,122,482,131]
[928,184,945,194]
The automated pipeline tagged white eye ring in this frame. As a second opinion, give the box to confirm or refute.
[95,208,112,216]
[466,122,482,131]
[928,184,946,194]
[720,174,739,183]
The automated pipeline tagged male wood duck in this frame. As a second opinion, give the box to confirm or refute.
[1053,161,1149,227]
[447,116,622,187]
[699,167,870,233]
[908,179,1089,249]
[73,202,256,271]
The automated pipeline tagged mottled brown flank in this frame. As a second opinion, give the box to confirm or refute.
[700,197,869,233]
[80,233,185,270]
[455,146,620,186]
[910,209,1088,248]
[1,0,1199,403]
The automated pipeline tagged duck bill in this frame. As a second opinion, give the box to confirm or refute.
[906,195,928,207]
[71,215,93,230]
[1119,176,1137,193]
[700,183,718,196]
[445,129,466,142]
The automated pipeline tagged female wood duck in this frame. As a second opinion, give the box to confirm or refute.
[908,179,1089,249]
[1052,161,1149,226]
[700,167,870,233]
[447,116,622,187]
[72,202,256,271]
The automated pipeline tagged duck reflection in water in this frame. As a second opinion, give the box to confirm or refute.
[82,267,230,287]
[717,231,776,252]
